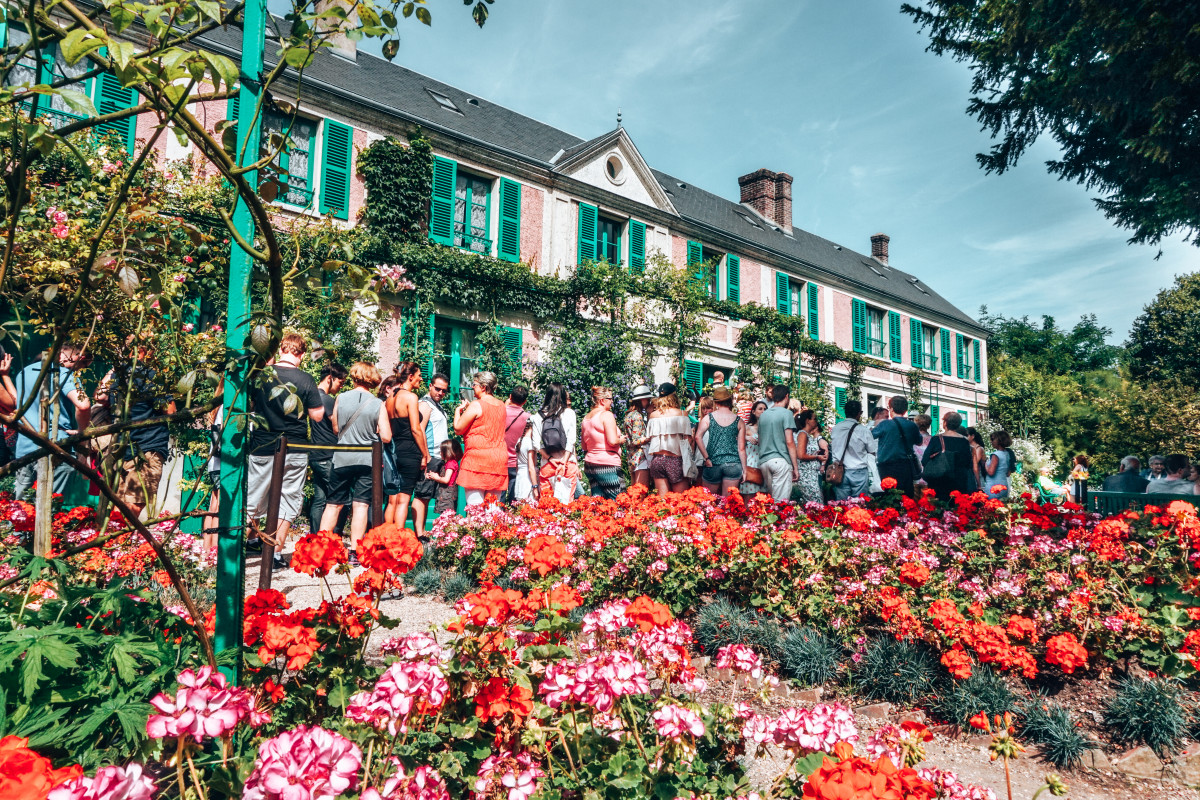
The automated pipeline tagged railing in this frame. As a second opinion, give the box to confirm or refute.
[20,102,88,131]
[453,224,491,254]
[920,353,938,371]
[866,338,886,358]
[1088,491,1199,517]
[279,183,315,208]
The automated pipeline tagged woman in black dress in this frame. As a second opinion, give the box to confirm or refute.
[385,361,429,527]
[921,411,972,502]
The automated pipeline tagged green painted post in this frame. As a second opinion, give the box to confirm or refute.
[214,0,266,684]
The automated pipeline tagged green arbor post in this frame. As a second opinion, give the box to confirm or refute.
[214,0,266,684]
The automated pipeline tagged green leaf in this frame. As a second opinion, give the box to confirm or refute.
[195,0,222,22]
[110,5,135,32]
[59,29,105,65]
[282,46,314,70]
[415,7,431,25]
[109,41,137,72]
[55,88,96,117]
[200,51,239,92]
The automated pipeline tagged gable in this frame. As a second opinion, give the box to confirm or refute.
[553,129,677,215]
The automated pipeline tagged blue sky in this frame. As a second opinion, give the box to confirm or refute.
[352,0,1196,341]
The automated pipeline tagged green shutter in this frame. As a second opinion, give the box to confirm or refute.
[726,254,740,304]
[225,93,240,150]
[958,409,969,428]
[497,177,521,262]
[577,202,598,263]
[776,272,790,314]
[851,298,867,354]
[429,156,457,246]
[888,311,902,363]
[628,219,646,273]
[910,318,923,367]
[501,325,522,382]
[319,119,353,220]
[683,359,703,393]
[94,72,136,154]
[835,387,847,422]
[807,283,819,339]
[930,405,940,434]
[955,333,965,379]
[940,329,951,375]
[686,240,704,284]
[973,339,982,384]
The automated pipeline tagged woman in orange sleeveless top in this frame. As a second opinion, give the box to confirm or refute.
[452,371,509,507]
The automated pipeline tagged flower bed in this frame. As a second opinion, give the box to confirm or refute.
[427,486,1200,682]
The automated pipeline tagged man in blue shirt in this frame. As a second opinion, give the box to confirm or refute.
[5,344,92,501]
[871,395,921,496]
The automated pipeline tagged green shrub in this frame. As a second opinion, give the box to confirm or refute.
[442,573,473,603]
[936,666,1016,726]
[1105,678,1189,756]
[854,638,940,705]
[693,597,782,659]
[779,627,843,687]
[407,568,442,596]
[1018,698,1094,769]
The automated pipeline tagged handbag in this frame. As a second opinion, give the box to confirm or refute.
[922,435,954,481]
[826,422,859,487]
[744,466,765,485]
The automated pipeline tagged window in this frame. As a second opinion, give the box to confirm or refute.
[702,246,723,298]
[427,89,461,114]
[866,307,886,358]
[852,299,888,358]
[921,325,939,371]
[597,215,621,264]
[5,29,103,132]
[605,154,625,184]
[262,110,316,207]
[955,334,981,382]
[454,172,491,253]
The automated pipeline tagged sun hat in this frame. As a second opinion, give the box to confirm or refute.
[630,384,653,401]
[712,386,733,402]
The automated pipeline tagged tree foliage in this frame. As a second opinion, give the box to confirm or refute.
[1126,271,1200,386]
[903,0,1200,247]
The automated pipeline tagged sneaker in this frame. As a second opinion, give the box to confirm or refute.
[245,539,263,554]
[271,554,287,571]
[348,551,360,567]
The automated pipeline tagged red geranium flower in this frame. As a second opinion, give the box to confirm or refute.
[899,562,930,588]
[358,523,422,575]
[625,596,673,632]
[291,530,348,578]
[474,677,533,723]
[0,736,82,800]
[1044,633,1088,674]
[523,534,572,577]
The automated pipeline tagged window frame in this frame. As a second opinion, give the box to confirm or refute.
[865,306,886,359]
[597,214,622,265]
[452,170,493,254]
[262,109,318,210]
[701,245,724,299]
[920,324,939,372]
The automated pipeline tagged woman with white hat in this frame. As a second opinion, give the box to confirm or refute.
[624,383,654,488]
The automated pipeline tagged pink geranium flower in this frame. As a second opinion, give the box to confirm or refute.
[243,725,362,800]
[362,762,449,800]
[48,764,155,800]
[146,666,253,741]
[651,704,705,740]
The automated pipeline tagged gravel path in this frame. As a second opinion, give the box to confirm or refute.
[253,561,1199,800]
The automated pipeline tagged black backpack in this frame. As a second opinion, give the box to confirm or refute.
[542,414,568,453]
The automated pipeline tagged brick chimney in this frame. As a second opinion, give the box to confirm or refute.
[871,233,890,265]
[316,0,358,61]
[738,168,777,225]
[774,172,793,234]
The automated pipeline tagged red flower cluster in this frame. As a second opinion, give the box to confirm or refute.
[899,562,930,588]
[291,530,348,578]
[474,677,533,724]
[625,596,673,632]
[523,534,571,577]
[0,735,81,799]
[802,742,936,800]
[879,587,923,639]
[1044,633,1088,674]
[358,524,423,575]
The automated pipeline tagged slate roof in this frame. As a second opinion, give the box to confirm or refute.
[197,24,982,332]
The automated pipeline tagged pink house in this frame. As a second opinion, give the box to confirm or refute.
[29,17,988,424]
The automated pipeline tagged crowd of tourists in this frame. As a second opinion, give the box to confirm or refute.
[6,335,1200,570]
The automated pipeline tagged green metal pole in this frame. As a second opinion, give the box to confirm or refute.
[214,0,265,684]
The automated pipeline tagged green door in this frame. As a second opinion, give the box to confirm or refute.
[431,317,479,403]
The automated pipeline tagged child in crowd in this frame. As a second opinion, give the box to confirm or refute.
[538,440,580,503]
[425,439,463,516]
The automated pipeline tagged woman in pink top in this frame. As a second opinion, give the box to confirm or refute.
[581,385,626,499]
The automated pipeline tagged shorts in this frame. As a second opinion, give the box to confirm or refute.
[390,454,421,496]
[702,462,743,484]
[117,450,166,508]
[648,454,685,483]
[330,464,374,505]
[584,464,624,500]
[246,451,309,522]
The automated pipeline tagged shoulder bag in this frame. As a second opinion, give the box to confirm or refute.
[826,422,859,487]
[923,435,953,481]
